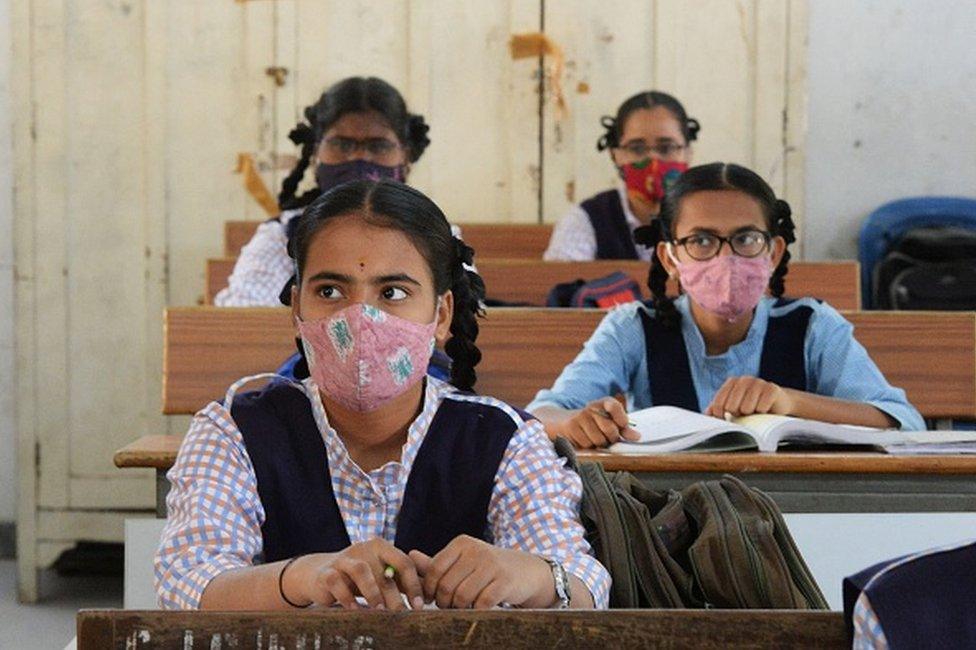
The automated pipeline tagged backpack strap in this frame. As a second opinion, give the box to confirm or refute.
[580,190,640,260]
[639,308,700,411]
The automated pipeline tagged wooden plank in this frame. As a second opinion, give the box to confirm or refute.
[162,307,975,419]
[207,256,861,309]
[115,433,976,476]
[77,609,848,650]
[225,220,554,259]
[37,510,149,544]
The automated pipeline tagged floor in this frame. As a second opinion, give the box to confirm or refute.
[0,560,122,649]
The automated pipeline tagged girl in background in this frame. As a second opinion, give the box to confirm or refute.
[543,91,699,261]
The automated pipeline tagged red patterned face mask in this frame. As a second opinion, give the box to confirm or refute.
[618,158,688,205]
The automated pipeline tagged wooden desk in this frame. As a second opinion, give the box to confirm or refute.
[225,220,554,258]
[205,257,862,310]
[116,434,976,517]
[77,608,848,649]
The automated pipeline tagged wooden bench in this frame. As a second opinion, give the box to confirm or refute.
[162,307,973,419]
[77,609,848,649]
[225,220,553,258]
[206,256,862,310]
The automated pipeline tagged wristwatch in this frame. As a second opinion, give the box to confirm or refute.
[542,557,571,609]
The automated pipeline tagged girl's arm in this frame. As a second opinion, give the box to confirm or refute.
[213,217,294,307]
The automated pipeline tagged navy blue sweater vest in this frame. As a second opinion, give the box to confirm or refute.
[843,542,976,647]
[231,383,518,562]
[640,299,813,411]
[579,190,640,260]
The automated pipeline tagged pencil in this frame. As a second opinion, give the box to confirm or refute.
[592,407,637,428]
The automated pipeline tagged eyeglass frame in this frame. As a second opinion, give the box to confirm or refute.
[669,228,774,261]
[615,140,687,160]
[319,135,403,162]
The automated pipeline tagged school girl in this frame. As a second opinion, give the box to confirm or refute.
[543,90,699,261]
[215,76,436,306]
[156,180,610,610]
[530,163,925,449]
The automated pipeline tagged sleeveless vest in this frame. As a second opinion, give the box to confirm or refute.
[231,382,518,562]
[641,298,813,410]
[579,189,640,260]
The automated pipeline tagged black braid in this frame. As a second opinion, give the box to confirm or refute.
[445,239,485,392]
[768,199,796,298]
[635,221,681,329]
[278,117,320,211]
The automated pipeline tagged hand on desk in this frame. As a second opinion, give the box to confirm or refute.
[542,398,641,449]
[704,376,793,419]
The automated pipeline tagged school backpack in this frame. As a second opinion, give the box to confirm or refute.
[873,226,976,310]
[554,438,828,609]
[545,271,643,309]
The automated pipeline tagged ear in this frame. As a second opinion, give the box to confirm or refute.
[435,290,454,343]
[769,235,787,269]
[657,241,678,279]
[290,285,301,332]
[401,161,412,179]
[609,148,621,168]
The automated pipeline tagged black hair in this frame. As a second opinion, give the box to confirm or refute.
[633,162,797,329]
[289,179,484,391]
[597,90,700,151]
[278,77,432,212]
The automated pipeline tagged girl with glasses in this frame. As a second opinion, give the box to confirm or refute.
[543,91,699,261]
[529,163,924,449]
[215,76,449,307]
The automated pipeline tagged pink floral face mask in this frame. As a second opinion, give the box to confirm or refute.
[297,302,438,412]
[668,245,773,322]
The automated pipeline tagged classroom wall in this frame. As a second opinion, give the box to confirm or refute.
[804,0,976,260]
[0,0,16,527]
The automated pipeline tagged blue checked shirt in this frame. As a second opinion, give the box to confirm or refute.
[155,376,610,609]
[528,295,925,430]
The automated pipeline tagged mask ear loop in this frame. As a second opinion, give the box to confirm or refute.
[664,241,681,279]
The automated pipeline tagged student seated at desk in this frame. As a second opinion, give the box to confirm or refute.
[156,180,609,611]
[215,76,444,307]
[544,90,699,261]
[529,163,925,448]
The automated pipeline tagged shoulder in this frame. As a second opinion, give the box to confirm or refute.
[579,188,622,214]
[278,208,303,227]
[440,390,536,431]
[769,297,853,341]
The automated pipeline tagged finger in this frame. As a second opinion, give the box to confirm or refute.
[706,378,736,417]
[422,542,463,604]
[319,569,357,609]
[755,384,779,414]
[435,558,478,609]
[337,558,384,609]
[578,415,615,447]
[452,564,495,609]
[473,579,508,610]
[585,411,621,445]
[407,550,432,609]
[739,381,766,416]
[566,422,594,449]
[379,547,423,611]
[601,398,631,429]
[724,378,753,417]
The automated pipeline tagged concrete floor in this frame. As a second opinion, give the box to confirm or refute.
[0,560,122,649]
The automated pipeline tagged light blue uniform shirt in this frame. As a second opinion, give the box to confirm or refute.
[527,295,925,431]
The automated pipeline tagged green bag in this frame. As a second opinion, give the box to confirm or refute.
[556,438,828,610]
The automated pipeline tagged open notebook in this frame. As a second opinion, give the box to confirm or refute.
[608,406,976,454]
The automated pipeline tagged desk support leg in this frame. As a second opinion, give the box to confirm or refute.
[155,471,169,519]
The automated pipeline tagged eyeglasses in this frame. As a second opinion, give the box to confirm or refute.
[671,229,772,261]
[616,141,685,159]
[321,136,401,161]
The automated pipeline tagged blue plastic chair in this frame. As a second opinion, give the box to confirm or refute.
[858,196,976,308]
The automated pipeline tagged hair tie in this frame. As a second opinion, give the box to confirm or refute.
[596,115,617,151]
[288,123,314,146]
[686,117,701,142]
[633,223,662,249]
[454,238,475,267]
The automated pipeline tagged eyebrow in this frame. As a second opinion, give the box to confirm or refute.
[305,270,422,286]
[684,225,767,236]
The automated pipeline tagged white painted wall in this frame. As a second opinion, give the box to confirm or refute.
[0,0,16,523]
[804,0,976,260]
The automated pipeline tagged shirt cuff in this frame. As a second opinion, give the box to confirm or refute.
[561,554,612,609]
[157,553,249,610]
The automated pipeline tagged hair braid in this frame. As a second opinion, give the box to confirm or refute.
[768,199,796,298]
[444,240,485,391]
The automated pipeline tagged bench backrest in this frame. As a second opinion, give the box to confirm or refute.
[224,220,553,258]
[163,307,974,418]
[206,257,862,310]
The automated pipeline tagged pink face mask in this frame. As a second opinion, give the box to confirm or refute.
[668,246,773,322]
[297,302,438,412]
